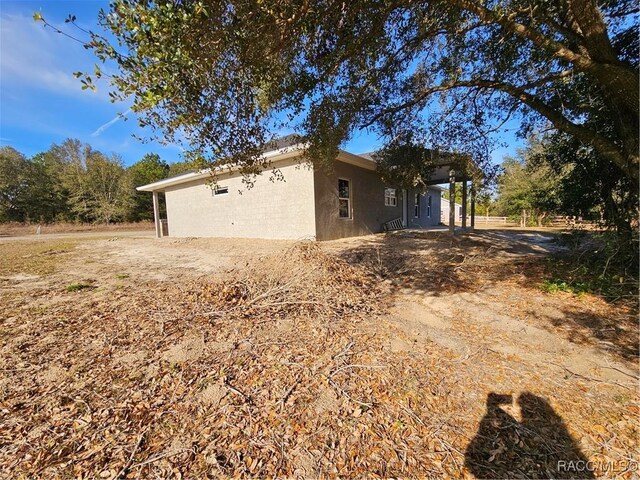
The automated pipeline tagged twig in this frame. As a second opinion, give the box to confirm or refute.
[224,380,251,402]
[327,377,373,408]
[330,364,388,377]
[116,430,146,479]
[333,340,355,360]
[279,373,302,411]
[549,362,634,390]
[598,364,640,380]
[401,405,427,428]
[130,448,194,470]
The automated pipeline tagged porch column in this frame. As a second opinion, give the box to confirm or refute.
[461,176,468,229]
[152,191,161,238]
[470,183,476,230]
[449,169,456,235]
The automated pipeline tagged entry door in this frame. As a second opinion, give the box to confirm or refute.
[402,189,408,227]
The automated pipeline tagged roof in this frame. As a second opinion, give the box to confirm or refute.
[262,134,302,152]
[136,143,377,192]
[136,141,478,193]
[355,148,480,185]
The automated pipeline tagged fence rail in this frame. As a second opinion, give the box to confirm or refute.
[471,216,511,224]
[471,215,595,227]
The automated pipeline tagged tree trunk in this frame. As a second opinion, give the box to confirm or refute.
[537,211,547,227]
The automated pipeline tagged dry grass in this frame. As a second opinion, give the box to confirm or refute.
[0,234,637,479]
[0,240,77,276]
[0,221,153,237]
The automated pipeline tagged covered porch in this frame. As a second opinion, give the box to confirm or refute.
[423,153,481,235]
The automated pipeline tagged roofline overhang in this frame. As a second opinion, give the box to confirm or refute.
[136,145,378,192]
[136,143,306,192]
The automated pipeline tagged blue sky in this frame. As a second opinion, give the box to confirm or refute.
[0,0,187,165]
[0,1,522,167]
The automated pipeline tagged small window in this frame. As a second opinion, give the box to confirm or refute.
[213,185,229,196]
[414,193,421,218]
[384,188,397,207]
[427,195,432,218]
[338,178,351,219]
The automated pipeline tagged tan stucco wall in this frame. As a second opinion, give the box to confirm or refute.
[164,159,316,239]
[313,161,403,241]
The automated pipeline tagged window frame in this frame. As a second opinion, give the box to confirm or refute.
[213,185,229,196]
[338,178,352,220]
[414,192,421,218]
[384,188,397,207]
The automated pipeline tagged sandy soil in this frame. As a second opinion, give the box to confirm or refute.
[1,229,637,479]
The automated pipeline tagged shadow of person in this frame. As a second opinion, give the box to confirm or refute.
[518,393,595,479]
[464,393,524,479]
[464,392,595,479]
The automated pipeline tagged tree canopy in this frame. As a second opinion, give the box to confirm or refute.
[0,141,180,224]
[496,141,563,225]
[39,0,638,182]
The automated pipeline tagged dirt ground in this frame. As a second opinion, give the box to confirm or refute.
[1,229,637,479]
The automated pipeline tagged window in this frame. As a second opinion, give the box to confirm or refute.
[427,195,432,218]
[384,188,397,207]
[213,185,229,196]
[338,178,351,219]
[414,193,421,218]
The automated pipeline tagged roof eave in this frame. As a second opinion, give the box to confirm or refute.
[135,143,308,192]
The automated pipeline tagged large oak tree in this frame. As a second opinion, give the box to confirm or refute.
[41,0,638,181]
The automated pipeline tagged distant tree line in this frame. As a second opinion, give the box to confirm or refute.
[493,135,637,237]
[0,139,196,224]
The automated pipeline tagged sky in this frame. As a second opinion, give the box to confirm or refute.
[0,0,523,167]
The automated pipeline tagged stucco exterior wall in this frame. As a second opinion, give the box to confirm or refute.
[164,159,316,239]
[406,187,442,228]
[313,161,403,241]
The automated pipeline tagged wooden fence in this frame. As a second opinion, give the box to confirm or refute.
[470,216,512,225]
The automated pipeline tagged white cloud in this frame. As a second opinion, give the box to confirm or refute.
[0,12,109,100]
[91,108,132,136]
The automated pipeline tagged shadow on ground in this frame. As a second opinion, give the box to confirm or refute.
[331,229,639,361]
[465,392,595,479]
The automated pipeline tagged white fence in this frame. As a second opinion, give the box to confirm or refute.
[471,216,511,225]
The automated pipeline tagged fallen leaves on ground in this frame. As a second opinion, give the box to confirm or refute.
[1,238,637,479]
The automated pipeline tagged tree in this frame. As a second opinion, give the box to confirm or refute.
[527,131,638,238]
[38,0,638,183]
[29,151,73,222]
[496,141,563,226]
[167,159,202,177]
[46,139,134,224]
[0,147,31,222]
[83,152,133,224]
[128,153,169,221]
[48,139,96,222]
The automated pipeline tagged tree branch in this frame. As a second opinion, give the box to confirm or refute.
[449,0,639,117]
[364,77,637,180]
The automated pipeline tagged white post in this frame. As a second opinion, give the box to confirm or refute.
[449,170,456,235]
[461,177,468,229]
[152,191,161,238]
[470,183,476,230]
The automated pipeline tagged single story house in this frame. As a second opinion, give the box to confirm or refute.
[137,140,475,240]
